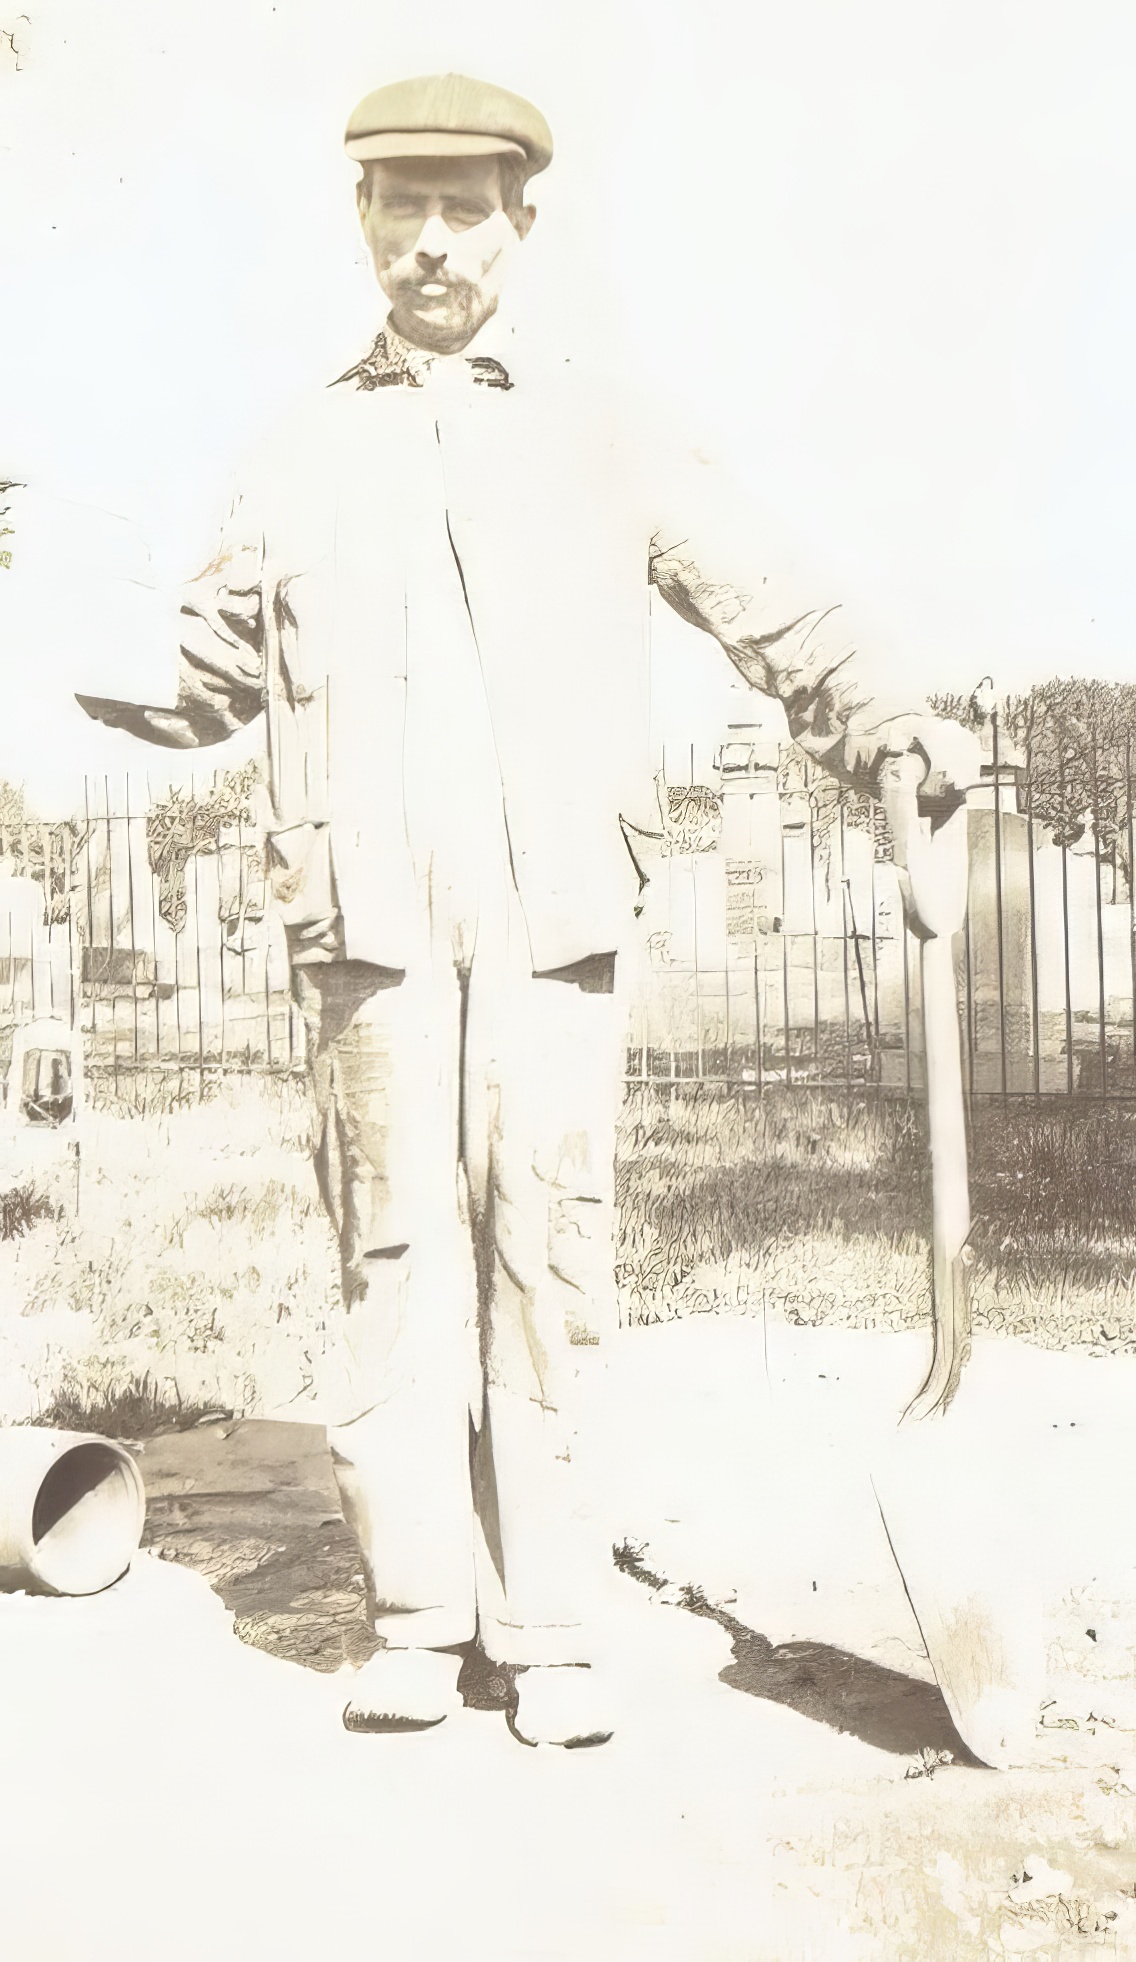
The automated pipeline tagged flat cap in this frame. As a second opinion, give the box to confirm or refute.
[345,72,553,177]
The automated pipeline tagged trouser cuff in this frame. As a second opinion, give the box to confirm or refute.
[372,1607,477,1651]
[478,1615,594,1668]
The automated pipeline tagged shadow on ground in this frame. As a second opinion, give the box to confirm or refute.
[137,1417,379,1672]
[614,1540,984,1767]
[135,1419,977,1760]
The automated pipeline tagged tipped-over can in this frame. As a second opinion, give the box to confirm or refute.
[0,1428,146,1595]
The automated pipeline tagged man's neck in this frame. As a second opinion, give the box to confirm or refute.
[387,313,497,365]
[331,316,514,393]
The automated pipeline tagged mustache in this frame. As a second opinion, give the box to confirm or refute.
[392,267,476,297]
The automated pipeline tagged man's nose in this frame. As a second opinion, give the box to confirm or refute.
[414,214,451,267]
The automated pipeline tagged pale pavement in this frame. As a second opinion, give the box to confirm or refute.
[2,1318,1134,1961]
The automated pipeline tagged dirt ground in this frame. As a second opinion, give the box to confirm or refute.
[46,1317,1129,1961]
[132,1412,977,1736]
[138,1417,379,1669]
[5,1086,1136,1953]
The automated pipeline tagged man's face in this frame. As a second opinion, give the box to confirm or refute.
[357,155,534,355]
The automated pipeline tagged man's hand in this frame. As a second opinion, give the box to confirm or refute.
[899,714,983,822]
[75,693,235,749]
[888,716,981,942]
[880,741,973,944]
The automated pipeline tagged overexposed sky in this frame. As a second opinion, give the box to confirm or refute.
[2,0,1136,808]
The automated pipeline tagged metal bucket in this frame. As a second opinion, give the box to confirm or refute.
[0,1429,146,1596]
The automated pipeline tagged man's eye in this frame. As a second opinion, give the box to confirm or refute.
[381,196,421,217]
[444,203,491,229]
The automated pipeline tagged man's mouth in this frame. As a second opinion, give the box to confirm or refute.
[418,283,448,299]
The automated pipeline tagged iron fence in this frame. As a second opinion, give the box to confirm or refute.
[0,726,1133,1105]
[0,776,302,1097]
[627,717,1136,1101]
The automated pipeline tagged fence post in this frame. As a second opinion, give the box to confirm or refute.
[124,774,140,1070]
[991,712,1008,1096]
[1025,731,1041,1096]
[82,778,96,1070]
[1090,732,1108,1101]
[1128,737,1136,1092]
[103,776,120,1099]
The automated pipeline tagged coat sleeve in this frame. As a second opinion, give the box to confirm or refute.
[646,443,977,812]
[173,494,266,739]
[76,493,267,749]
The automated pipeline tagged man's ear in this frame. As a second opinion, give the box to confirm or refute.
[512,202,537,242]
[355,174,370,221]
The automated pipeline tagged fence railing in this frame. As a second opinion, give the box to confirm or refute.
[1,734,1134,1104]
[627,722,1136,1100]
[0,778,302,1094]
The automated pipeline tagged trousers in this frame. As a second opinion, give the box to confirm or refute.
[291,876,624,1666]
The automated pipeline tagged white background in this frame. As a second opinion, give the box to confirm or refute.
[2,0,1135,805]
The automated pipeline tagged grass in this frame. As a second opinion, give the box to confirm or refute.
[3,1073,1136,1432]
[0,1181,57,1242]
[617,1085,1136,1351]
[28,1368,232,1437]
[969,1103,1136,1282]
[0,1072,337,1431]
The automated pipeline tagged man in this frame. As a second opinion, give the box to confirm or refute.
[80,73,976,1747]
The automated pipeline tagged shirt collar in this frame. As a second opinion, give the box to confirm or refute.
[330,321,513,393]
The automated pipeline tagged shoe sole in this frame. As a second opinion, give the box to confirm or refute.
[505,1708,614,1750]
[343,1708,449,1735]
